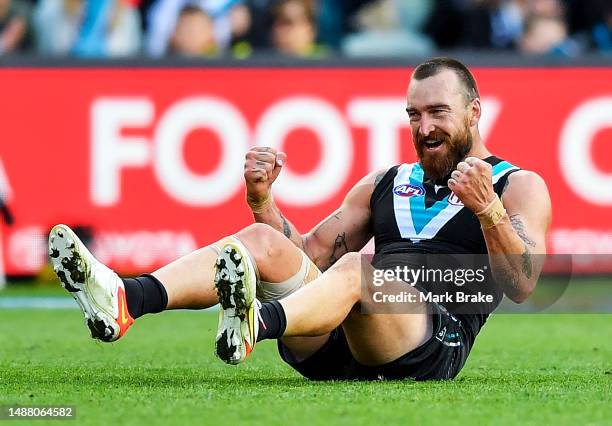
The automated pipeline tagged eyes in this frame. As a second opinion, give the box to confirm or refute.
[406,108,449,122]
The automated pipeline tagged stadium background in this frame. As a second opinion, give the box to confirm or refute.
[0,0,610,425]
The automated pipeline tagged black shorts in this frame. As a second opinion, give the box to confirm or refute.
[277,303,473,381]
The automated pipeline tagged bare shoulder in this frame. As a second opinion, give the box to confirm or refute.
[361,168,389,186]
[502,170,549,200]
[502,169,552,227]
[348,168,389,193]
[340,168,390,209]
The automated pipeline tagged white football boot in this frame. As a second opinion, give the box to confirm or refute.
[214,241,260,364]
[48,224,133,342]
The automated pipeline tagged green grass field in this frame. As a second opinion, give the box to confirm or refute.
[1,300,610,426]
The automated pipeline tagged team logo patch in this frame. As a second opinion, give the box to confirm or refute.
[448,192,464,206]
[393,184,425,197]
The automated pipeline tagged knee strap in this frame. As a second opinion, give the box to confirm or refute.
[257,251,321,302]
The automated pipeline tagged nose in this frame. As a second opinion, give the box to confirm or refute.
[418,116,436,138]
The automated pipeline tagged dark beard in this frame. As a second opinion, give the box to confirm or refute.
[414,125,473,182]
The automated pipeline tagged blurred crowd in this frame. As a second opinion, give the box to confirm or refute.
[0,0,610,58]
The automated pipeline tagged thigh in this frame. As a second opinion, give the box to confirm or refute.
[342,260,433,366]
[279,335,331,363]
[342,310,432,366]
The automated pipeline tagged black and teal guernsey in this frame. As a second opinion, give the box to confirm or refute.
[370,156,520,342]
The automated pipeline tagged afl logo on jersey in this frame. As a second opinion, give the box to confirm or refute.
[448,192,464,206]
[393,184,425,197]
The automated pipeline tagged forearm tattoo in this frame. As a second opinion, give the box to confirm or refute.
[521,245,533,279]
[329,232,349,267]
[509,214,534,279]
[509,214,536,247]
[279,212,292,239]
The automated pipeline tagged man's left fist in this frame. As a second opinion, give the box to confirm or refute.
[448,157,495,213]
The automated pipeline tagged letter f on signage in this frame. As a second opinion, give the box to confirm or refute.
[91,98,153,206]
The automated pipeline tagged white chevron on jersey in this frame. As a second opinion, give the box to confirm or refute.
[393,162,519,242]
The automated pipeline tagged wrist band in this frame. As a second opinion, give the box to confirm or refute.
[247,193,272,214]
[476,194,507,229]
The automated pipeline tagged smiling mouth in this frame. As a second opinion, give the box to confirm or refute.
[424,140,444,149]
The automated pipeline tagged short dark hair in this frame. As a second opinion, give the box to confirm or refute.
[273,0,317,26]
[412,57,480,103]
[179,4,211,20]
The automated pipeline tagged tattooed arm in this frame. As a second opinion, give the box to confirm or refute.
[483,171,552,303]
[252,169,385,272]
[244,146,386,269]
[302,169,386,271]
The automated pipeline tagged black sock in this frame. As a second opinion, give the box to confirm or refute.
[122,274,168,319]
[257,300,287,342]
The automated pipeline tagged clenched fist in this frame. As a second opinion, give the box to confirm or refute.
[244,147,287,206]
[447,157,495,213]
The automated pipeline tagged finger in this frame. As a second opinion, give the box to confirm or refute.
[249,168,268,182]
[451,170,462,180]
[464,157,479,166]
[456,162,470,173]
[448,178,458,187]
[255,160,274,171]
[252,152,277,163]
[271,152,286,181]
[251,146,277,154]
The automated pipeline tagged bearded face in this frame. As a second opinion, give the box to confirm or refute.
[414,117,472,181]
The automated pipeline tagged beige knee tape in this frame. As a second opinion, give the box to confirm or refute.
[257,251,321,302]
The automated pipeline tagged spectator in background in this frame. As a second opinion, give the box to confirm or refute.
[424,0,467,49]
[271,0,326,57]
[0,0,31,55]
[460,0,527,49]
[34,0,141,57]
[317,0,377,50]
[519,14,581,56]
[169,4,217,56]
[590,4,612,53]
[146,0,251,57]
[342,0,434,57]
[34,0,83,55]
[72,0,142,57]
[243,0,272,49]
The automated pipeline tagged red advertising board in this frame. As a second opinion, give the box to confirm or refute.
[0,67,611,275]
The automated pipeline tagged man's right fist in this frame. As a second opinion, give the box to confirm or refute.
[244,147,287,204]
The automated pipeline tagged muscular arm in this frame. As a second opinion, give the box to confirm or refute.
[251,195,307,251]
[253,170,386,271]
[483,171,551,303]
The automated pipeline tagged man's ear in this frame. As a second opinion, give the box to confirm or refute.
[469,98,481,127]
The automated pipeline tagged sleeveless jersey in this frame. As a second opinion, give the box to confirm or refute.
[369,156,520,339]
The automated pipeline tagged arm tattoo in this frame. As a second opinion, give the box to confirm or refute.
[509,214,536,247]
[374,171,386,187]
[509,215,534,278]
[279,212,292,239]
[521,244,533,279]
[501,177,511,194]
[329,232,349,266]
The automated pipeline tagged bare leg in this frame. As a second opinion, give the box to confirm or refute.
[151,223,330,359]
[280,252,432,365]
[152,223,304,309]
